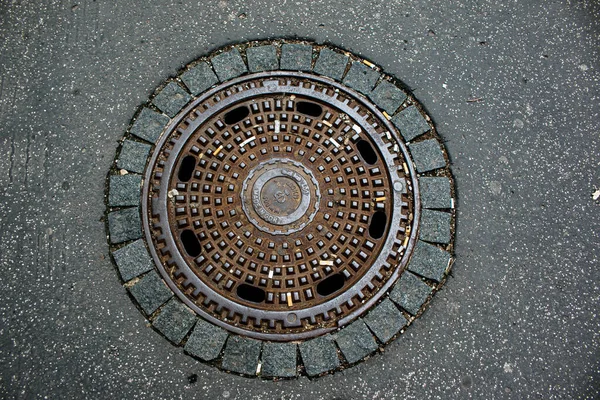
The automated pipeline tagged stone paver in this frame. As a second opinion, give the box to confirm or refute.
[299,335,340,377]
[407,240,452,282]
[392,105,431,141]
[343,61,380,95]
[128,270,173,315]
[152,82,191,118]
[221,336,262,376]
[335,320,378,364]
[180,61,219,95]
[130,107,170,143]
[211,48,248,81]
[246,45,278,72]
[111,239,154,282]
[261,342,297,378]
[108,207,142,244]
[116,140,151,174]
[420,209,452,244]
[408,139,446,172]
[419,177,452,209]
[184,319,229,361]
[280,43,313,71]
[370,80,407,114]
[108,174,142,207]
[389,272,433,315]
[363,298,408,343]
[314,48,349,80]
[152,299,196,344]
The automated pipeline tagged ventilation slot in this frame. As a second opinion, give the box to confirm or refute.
[236,284,266,303]
[296,101,323,117]
[178,155,197,182]
[180,229,201,257]
[316,273,345,297]
[223,106,250,125]
[356,139,378,165]
[369,211,387,239]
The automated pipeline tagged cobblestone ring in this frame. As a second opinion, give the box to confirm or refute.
[106,40,455,378]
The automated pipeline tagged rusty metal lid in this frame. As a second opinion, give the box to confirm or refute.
[143,71,420,340]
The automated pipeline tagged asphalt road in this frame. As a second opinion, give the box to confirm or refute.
[0,0,599,399]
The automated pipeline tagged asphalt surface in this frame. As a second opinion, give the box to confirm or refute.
[1,0,599,399]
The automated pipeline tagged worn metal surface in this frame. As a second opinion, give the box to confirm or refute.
[242,158,321,234]
[143,72,420,340]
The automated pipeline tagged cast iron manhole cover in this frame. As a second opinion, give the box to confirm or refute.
[106,40,455,378]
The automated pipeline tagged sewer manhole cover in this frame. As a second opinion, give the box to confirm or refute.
[107,40,455,378]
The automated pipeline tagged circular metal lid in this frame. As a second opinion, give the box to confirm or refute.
[143,72,419,340]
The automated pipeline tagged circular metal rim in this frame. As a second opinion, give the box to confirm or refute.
[141,71,421,341]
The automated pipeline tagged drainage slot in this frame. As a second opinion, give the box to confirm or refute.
[236,284,266,303]
[316,273,345,297]
[180,229,201,257]
[224,106,250,125]
[296,101,323,117]
[369,211,387,239]
[178,155,197,182]
[356,140,378,165]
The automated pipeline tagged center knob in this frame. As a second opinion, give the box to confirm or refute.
[251,166,311,226]
[260,176,302,217]
[241,158,321,235]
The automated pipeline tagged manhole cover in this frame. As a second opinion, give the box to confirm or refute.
[146,71,418,340]
[107,40,455,378]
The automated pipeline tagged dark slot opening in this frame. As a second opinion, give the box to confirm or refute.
[356,139,378,165]
[180,229,201,257]
[316,273,345,297]
[178,155,197,182]
[236,284,266,303]
[223,106,250,125]
[296,101,323,117]
[369,211,387,239]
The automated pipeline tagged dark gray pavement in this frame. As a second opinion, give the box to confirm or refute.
[1,1,599,399]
